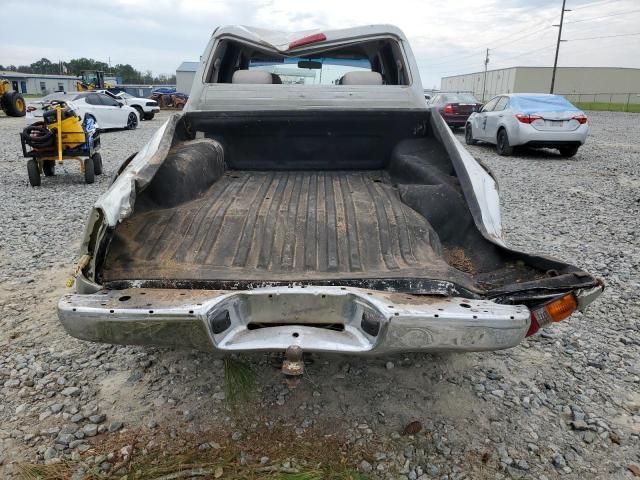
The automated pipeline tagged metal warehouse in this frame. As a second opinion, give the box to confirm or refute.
[441,67,640,105]
[176,61,199,95]
[0,70,78,95]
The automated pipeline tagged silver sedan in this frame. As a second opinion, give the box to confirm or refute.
[465,93,589,157]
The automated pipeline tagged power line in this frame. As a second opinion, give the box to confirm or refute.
[566,31,640,40]
[564,8,640,24]
[571,0,625,10]
[424,26,554,68]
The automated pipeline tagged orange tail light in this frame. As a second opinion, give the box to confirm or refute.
[526,293,577,336]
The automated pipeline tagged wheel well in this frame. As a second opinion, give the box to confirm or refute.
[133,105,143,113]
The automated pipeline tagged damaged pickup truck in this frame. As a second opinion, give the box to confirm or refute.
[59,25,603,358]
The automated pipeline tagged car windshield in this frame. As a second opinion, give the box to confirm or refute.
[117,92,133,98]
[248,57,372,85]
[444,93,479,103]
[510,95,580,114]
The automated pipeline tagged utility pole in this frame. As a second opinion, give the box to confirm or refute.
[481,48,490,102]
[551,0,570,93]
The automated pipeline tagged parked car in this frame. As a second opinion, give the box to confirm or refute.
[429,92,482,128]
[26,92,140,130]
[58,25,602,362]
[96,90,160,120]
[465,93,588,157]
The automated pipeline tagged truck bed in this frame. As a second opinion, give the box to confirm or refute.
[102,169,455,284]
[96,111,594,299]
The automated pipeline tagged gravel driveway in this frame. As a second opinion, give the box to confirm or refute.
[0,110,638,479]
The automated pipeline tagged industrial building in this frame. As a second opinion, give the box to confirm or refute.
[0,71,79,95]
[176,61,199,94]
[441,67,640,104]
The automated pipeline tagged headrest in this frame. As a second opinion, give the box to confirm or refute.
[340,71,383,85]
[231,70,273,84]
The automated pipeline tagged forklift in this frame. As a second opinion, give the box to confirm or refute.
[0,78,26,117]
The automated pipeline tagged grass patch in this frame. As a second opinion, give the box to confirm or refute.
[17,424,370,480]
[224,357,257,406]
[574,101,640,113]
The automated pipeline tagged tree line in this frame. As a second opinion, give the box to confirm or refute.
[0,57,176,84]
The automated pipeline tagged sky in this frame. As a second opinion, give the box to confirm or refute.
[2,0,639,88]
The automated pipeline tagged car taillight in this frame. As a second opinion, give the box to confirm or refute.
[572,114,588,124]
[515,113,543,124]
[288,32,326,49]
[443,104,454,114]
[26,106,36,112]
[526,292,577,336]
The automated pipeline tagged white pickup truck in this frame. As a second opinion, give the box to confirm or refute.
[58,25,602,359]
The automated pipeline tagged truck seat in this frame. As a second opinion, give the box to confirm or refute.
[340,71,383,85]
[231,70,273,84]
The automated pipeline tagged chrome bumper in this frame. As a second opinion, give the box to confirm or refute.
[58,286,530,354]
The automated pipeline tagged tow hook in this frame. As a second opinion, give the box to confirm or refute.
[282,345,304,388]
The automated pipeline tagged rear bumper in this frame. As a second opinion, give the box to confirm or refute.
[513,123,589,147]
[442,113,470,126]
[58,286,530,355]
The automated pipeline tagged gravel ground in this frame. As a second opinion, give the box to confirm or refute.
[0,110,639,479]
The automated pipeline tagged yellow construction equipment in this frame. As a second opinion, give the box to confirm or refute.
[43,103,86,150]
[1,78,26,117]
[76,71,114,91]
[20,101,103,186]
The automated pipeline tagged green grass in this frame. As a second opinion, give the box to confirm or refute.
[224,357,257,406]
[573,101,640,113]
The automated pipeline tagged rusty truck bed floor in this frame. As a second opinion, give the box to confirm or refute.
[101,170,459,284]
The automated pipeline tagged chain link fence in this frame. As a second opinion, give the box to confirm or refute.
[558,93,640,112]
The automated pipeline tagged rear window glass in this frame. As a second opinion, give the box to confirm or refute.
[510,95,580,113]
[444,93,479,103]
[249,57,372,85]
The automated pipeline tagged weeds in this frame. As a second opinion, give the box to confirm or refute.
[16,422,371,480]
[224,357,257,407]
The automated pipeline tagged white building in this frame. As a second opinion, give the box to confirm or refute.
[0,71,79,95]
[441,67,640,104]
[176,61,199,95]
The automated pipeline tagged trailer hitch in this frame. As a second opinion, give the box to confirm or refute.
[282,345,304,388]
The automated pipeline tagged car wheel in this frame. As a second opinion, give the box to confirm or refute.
[92,153,103,175]
[496,129,514,156]
[465,124,477,145]
[143,112,155,120]
[133,106,144,120]
[27,159,41,186]
[559,146,579,157]
[126,112,138,130]
[84,157,95,184]
[42,160,55,176]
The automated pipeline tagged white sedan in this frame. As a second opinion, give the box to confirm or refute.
[26,92,140,130]
[465,93,588,157]
[96,90,160,120]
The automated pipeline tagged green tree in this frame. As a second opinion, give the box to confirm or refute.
[67,58,109,76]
[30,58,59,74]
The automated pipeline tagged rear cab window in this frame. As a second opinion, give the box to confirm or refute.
[206,37,410,86]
